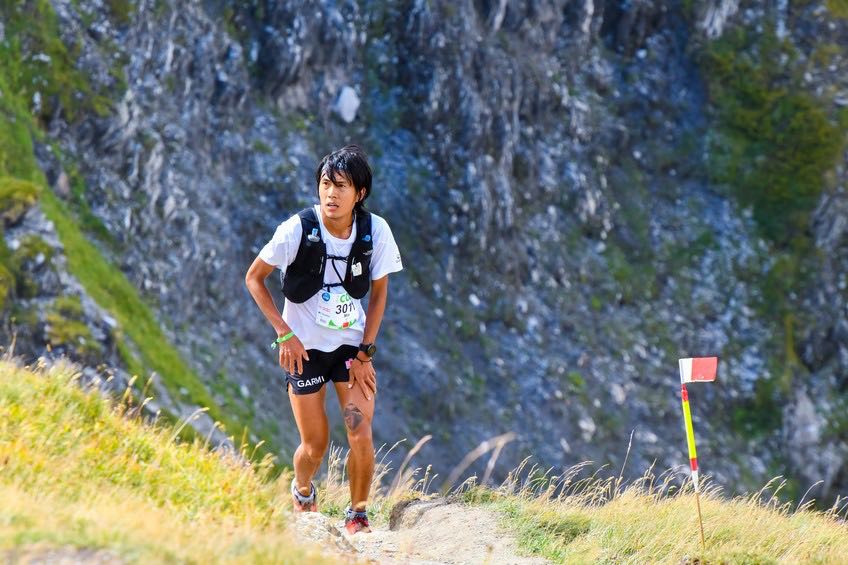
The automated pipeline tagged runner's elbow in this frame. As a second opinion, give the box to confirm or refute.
[244,270,265,293]
[370,276,389,299]
[245,258,273,287]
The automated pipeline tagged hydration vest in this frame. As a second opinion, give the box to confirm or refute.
[281,207,373,304]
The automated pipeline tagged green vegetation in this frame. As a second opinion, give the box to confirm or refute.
[0,1,113,122]
[0,178,42,308]
[0,360,327,563]
[11,234,53,267]
[0,177,40,224]
[566,370,586,392]
[0,0,278,471]
[45,295,102,359]
[252,139,273,154]
[0,264,14,310]
[62,162,116,247]
[105,0,135,25]
[702,26,845,247]
[3,361,848,563]
[462,465,848,563]
[730,377,784,438]
[700,22,845,433]
[604,243,658,305]
[827,0,848,18]
[38,187,270,460]
[484,497,591,561]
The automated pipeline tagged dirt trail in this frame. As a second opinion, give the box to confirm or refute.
[292,497,551,565]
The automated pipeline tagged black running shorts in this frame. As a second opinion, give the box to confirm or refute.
[284,344,359,395]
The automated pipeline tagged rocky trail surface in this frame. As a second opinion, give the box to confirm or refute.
[292,497,549,565]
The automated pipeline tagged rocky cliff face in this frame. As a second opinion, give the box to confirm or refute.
[2,0,847,503]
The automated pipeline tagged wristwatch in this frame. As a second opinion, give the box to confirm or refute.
[358,342,376,358]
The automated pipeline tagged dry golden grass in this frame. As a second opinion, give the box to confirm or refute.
[460,458,848,564]
[0,481,323,563]
[315,438,440,527]
[3,357,847,564]
[0,359,332,563]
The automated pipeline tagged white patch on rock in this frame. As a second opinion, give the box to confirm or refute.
[636,429,659,444]
[610,383,626,405]
[581,0,594,36]
[55,171,71,198]
[491,0,508,32]
[578,416,596,441]
[700,0,739,38]
[163,194,177,219]
[332,86,360,123]
[776,0,788,39]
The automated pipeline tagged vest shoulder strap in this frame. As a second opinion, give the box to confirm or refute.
[340,209,373,299]
[355,209,372,244]
[281,207,326,303]
[298,207,321,242]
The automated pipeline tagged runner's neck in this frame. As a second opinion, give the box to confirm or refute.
[320,209,354,239]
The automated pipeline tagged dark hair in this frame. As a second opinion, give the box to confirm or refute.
[315,145,372,214]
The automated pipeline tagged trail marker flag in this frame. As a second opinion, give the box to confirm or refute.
[679,356,718,384]
[678,356,718,551]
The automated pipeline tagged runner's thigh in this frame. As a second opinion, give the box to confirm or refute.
[289,381,329,442]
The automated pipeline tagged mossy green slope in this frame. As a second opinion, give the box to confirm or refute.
[702,25,845,247]
[0,1,279,468]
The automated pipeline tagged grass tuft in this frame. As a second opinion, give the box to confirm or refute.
[2,360,847,563]
[459,458,848,563]
[0,359,330,563]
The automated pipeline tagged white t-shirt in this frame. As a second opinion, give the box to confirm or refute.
[258,205,403,352]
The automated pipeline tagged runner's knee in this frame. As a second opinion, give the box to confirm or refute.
[301,440,328,462]
[345,422,372,450]
[343,402,371,434]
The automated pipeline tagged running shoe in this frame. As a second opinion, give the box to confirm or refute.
[291,479,317,512]
[344,506,372,534]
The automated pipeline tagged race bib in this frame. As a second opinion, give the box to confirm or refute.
[315,291,359,329]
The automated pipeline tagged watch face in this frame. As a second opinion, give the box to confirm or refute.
[366,344,377,357]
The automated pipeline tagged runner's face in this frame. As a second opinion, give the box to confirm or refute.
[319,172,361,220]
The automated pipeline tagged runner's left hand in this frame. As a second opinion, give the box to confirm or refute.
[348,356,376,400]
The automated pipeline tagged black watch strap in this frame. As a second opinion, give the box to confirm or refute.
[358,342,376,358]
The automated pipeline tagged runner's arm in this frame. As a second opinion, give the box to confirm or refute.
[358,274,389,358]
[245,256,291,336]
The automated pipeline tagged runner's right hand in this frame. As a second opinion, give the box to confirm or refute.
[279,334,310,375]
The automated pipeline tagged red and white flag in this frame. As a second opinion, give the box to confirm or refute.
[678,357,718,384]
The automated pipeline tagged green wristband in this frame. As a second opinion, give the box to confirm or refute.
[270,331,295,350]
